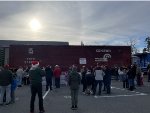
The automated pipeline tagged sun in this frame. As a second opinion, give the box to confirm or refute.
[29,18,41,32]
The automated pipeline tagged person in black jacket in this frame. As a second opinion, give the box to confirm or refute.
[85,70,94,95]
[127,65,135,91]
[29,61,45,113]
[132,64,137,88]
[81,66,87,93]
[45,65,53,91]
[104,66,112,94]
[0,65,13,105]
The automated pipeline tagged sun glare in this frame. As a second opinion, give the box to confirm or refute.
[29,18,41,31]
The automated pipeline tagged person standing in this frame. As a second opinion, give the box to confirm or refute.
[53,65,61,88]
[16,66,24,87]
[104,66,112,94]
[131,64,137,89]
[127,66,134,91]
[0,65,13,105]
[23,66,30,85]
[147,63,150,82]
[11,70,17,104]
[81,66,87,93]
[68,65,81,110]
[45,65,53,91]
[93,66,105,95]
[85,70,94,95]
[29,61,45,113]
[136,66,142,86]
[147,67,150,82]
[118,67,128,88]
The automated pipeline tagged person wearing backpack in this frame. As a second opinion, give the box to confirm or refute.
[68,65,81,110]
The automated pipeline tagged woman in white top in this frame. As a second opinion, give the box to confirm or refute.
[93,66,105,95]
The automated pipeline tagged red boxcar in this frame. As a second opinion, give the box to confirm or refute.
[9,45,131,70]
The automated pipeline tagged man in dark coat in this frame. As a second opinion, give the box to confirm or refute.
[81,66,87,93]
[45,65,53,91]
[131,64,137,89]
[0,65,13,105]
[85,70,94,95]
[104,66,112,94]
[68,65,81,110]
[127,66,135,91]
[29,61,45,113]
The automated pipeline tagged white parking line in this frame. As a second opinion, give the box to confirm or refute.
[63,93,148,99]
[94,93,148,98]
[43,89,50,99]
[111,86,144,94]
[63,86,148,99]
[64,96,71,99]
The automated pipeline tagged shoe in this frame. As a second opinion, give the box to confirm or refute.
[5,102,11,105]
[98,92,101,95]
[71,105,75,110]
[18,85,22,87]
[10,101,15,104]
[107,92,111,94]
[39,110,45,113]
[30,111,34,113]
[0,103,4,106]
[90,91,93,94]
[98,93,101,95]
[74,105,78,109]
[82,92,86,95]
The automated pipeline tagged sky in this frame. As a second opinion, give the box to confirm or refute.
[0,1,150,52]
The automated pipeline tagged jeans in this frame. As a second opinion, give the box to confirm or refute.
[0,84,11,104]
[93,80,103,95]
[17,76,22,86]
[55,77,60,88]
[46,77,52,90]
[128,79,134,91]
[71,89,79,106]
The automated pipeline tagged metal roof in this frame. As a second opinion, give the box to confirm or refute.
[0,40,69,47]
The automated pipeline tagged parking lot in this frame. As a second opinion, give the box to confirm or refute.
[0,79,150,113]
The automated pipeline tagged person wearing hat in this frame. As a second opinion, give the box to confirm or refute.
[29,61,45,113]
[0,65,13,105]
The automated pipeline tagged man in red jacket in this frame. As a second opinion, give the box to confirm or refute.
[53,65,62,88]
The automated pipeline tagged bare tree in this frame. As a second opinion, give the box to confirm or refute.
[81,41,84,46]
[127,38,138,54]
[143,48,147,53]
[145,36,150,52]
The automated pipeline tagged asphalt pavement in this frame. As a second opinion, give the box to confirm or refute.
[0,78,150,113]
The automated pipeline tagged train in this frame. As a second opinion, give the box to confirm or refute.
[8,45,131,70]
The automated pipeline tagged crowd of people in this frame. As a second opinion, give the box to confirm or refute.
[0,61,149,112]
